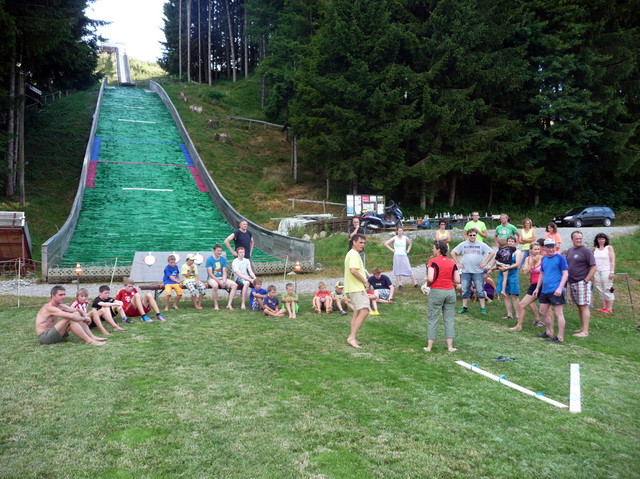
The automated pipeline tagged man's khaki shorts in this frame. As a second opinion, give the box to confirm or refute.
[349,291,370,311]
[207,278,236,290]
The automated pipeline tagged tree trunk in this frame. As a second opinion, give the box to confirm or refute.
[18,70,25,206]
[448,176,456,208]
[225,36,230,78]
[352,178,358,195]
[534,188,539,207]
[326,177,330,199]
[198,0,201,83]
[244,12,248,78]
[5,45,16,197]
[187,0,191,82]
[487,177,493,211]
[208,0,212,86]
[293,136,298,183]
[179,0,182,80]
[420,180,426,210]
[225,0,236,82]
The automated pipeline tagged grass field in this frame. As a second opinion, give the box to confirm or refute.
[2,284,638,478]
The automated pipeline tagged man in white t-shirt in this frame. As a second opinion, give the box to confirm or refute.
[452,228,495,314]
[232,247,256,310]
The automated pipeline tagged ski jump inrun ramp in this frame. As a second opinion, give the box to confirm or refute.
[42,79,312,279]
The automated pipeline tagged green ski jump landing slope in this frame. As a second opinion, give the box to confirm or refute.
[60,87,269,266]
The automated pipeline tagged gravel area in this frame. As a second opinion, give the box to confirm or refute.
[4,225,637,299]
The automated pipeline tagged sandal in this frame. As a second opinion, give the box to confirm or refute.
[501,315,513,320]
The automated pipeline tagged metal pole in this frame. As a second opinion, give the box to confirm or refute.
[624,274,637,328]
[284,255,289,281]
[17,258,21,308]
[110,257,118,291]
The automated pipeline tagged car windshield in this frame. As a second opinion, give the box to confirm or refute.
[564,207,585,216]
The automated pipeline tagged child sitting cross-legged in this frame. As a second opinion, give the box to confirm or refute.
[281,282,299,318]
[263,285,285,317]
[116,277,166,322]
[312,281,333,314]
[250,279,268,311]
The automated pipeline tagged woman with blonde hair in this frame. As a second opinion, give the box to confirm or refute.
[519,218,536,268]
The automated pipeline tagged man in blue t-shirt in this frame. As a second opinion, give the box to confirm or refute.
[206,244,238,310]
[367,268,395,303]
[533,238,568,343]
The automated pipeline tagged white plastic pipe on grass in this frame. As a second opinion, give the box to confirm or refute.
[569,363,581,413]
[456,361,568,409]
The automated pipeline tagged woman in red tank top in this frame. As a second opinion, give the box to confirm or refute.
[424,241,461,352]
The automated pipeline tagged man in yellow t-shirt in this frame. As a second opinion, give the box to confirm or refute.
[463,211,488,242]
[344,234,370,348]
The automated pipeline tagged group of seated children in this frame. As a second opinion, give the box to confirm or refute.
[163,253,208,311]
[69,279,166,335]
[249,281,300,318]
[365,269,394,316]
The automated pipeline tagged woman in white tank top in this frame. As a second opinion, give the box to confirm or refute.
[593,233,615,313]
[384,226,418,289]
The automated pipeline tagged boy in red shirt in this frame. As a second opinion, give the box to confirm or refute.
[312,281,333,314]
[115,277,166,323]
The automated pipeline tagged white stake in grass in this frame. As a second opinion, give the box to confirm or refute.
[456,361,569,409]
[569,363,581,413]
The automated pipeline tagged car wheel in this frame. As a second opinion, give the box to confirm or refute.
[574,219,582,228]
[603,218,612,227]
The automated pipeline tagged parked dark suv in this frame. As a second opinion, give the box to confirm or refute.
[553,206,615,228]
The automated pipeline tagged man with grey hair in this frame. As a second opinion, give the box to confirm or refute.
[566,231,597,337]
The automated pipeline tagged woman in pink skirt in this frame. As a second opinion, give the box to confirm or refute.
[384,226,418,289]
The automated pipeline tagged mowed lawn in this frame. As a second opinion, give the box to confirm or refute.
[1,291,639,478]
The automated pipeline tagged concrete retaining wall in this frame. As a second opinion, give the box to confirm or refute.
[149,80,314,262]
[42,78,108,279]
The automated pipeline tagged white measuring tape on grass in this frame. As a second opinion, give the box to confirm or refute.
[456,361,575,410]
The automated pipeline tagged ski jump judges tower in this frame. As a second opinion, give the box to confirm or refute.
[41,79,313,281]
[100,43,134,86]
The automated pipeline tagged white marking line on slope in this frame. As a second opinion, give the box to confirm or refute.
[122,188,173,192]
[117,119,156,123]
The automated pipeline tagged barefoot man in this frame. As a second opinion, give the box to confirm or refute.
[345,233,370,348]
[36,285,106,346]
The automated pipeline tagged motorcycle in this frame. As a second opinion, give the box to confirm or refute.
[360,200,403,233]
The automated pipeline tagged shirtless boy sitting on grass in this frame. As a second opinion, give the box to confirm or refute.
[36,285,106,346]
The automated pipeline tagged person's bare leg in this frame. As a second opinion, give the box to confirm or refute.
[574,304,590,337]
[503,294,512,318]
[411,275,417,286]
[173,294,181,309]
[540,303,554,337]
[423,339,435,352]
[79,321,107,341]
[165,292,171,311]
[554,304,566,341]
[100,308,125,331]
[144,293,161,314]
[197,293,204,309]
[326,297,333,313]
[240,283,249,309]
[190,289,199,309]
[90,309,110,335]
[313,297,321,313]
[370,297,379,312]
[285,301,293,318]
[68,321,105,345]
[446,337,457,352]
[131,294,146,316]
[226,284,237,310]
[211,284,220,310]
[512,296,520,319]
[396,275,401,288]
[513,295,532,330]
[347,308,368,348]
[501,271,508,294]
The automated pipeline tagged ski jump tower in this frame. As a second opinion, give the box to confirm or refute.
[100,43,134,86]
